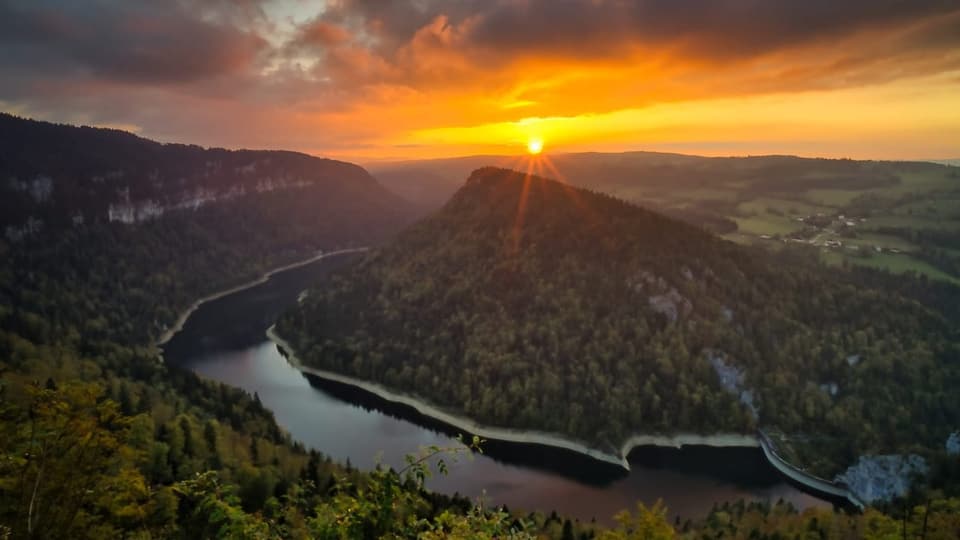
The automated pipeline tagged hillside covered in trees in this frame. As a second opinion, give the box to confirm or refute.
[0,112,410,240]
[3,116,958,538]
[278,167,960,483]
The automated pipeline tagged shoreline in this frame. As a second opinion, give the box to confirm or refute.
[154,247,369,352]
[157,245,866,510]
[267,324,758,471]
[266,324,864,509]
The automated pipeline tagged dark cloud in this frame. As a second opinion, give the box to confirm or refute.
[293,20,352,48]
[0,0,267,84]
[1,0,957,158]
[461,0,960,61]
[314,0,960,63]
[5,0,958,93]
[318,0,446,49]
[272,0,960,103]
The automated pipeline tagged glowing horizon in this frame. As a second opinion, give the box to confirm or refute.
[1,1,958,162]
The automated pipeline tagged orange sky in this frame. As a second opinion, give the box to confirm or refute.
[1,1,959,161]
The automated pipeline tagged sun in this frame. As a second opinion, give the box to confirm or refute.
[527,138,544,155]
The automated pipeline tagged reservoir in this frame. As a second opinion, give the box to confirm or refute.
[162,251,828,524]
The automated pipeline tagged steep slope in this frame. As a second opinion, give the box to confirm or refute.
[0,112,410,238]
[278,167,959,481]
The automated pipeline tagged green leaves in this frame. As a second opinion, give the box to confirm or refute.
[599,500,675,540]
[396,434,483,489]
[0,382,150,538]
[298,435,537,540]
[173,471,273,539]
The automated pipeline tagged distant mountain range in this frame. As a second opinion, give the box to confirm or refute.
[368,151,943,211]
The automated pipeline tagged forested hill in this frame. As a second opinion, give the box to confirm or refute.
[278,166,960,485]
[0,113,406,237]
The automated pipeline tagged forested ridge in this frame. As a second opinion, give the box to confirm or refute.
[0,112,408,236]
[279,167,960,481]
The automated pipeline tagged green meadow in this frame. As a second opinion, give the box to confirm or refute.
[628,158,960,282]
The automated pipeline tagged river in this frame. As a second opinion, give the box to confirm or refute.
[161,251,829,524]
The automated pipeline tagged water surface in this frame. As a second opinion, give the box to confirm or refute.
[163,253,828,523]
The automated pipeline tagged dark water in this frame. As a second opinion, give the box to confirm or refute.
[163,253,829,524]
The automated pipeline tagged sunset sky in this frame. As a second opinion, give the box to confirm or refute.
[2,0,959,161]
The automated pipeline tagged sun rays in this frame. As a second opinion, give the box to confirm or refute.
[486,150,597,256]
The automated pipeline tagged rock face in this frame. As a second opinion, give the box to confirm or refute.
[947,432,960,455]
[648,290,691,322]
[819,382,839,397]
[626,269,693,323]
[707,352,758,419]
[1,113,404,239]
[836,454,928,504]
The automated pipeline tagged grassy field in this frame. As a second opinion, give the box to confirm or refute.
[737,197,831,216]
[803,189,866,207]
[848,232,916,251]
[656,162,960,283]
[864,215,960,231]
[819,250,960,285]
[883,169,959,195]
[733,215,802,236]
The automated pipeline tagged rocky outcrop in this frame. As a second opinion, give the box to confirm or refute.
[757,430,864,509]
[819,382,839,397]
[947,432,960,455]
[648,291,692,322]
[627,270,693,322]
[7,175,53,203]
[707,351,758,419]
[836,454,928,504]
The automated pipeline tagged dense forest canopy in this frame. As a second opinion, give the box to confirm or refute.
[2,116,959,538]
[279,167,960,483]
